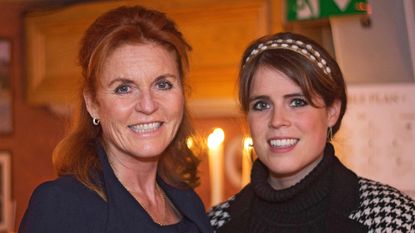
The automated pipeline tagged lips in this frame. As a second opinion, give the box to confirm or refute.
[269,138,298,148]
[128,122,162,133]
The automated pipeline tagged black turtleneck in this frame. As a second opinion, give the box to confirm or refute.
[219,143,366,233]
[248,144,334,232]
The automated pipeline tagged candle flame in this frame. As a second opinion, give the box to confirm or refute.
[243,137,253,150]
[186,137,193,149]
[207,128,225,149]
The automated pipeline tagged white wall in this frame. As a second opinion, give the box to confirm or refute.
[330,0,415,196]
[330,0,414,83]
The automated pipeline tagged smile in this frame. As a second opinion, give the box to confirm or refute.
[128,122,162,133]
[269,138,298,148]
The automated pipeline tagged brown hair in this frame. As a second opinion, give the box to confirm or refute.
[53,5,199,199]
[239,32,347,135]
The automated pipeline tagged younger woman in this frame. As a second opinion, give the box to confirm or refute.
[208,32,415,233]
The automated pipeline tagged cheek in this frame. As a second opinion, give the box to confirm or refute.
[98,99,135,122]
[162,93,184,119]
[297,112,328,135]
[247,114,255,130]
[248,113,266,138]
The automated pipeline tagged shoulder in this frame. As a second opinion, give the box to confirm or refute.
[19,176,106,233]
[207,196,235,230]
[350,177,415,232]
[34,175,89,193]
[207,184,253,231]
[29,175,103,208]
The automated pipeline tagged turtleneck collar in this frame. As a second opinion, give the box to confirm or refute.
[251,144,335,206]
[219,143,366,233]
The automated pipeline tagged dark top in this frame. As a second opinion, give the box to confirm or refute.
[214,144,365,233]
[158,216,199,233]
[209,143,415,232]
[19,143,213,233]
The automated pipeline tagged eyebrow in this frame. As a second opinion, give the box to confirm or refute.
[284,93,305,98]
[154,73,178,82]
[248,92,304,102]
[107,73,178,86]
[248,95,270,103]
[108,78,134,87]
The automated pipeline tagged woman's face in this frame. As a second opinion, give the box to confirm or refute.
[85,42,184,162]
[247,65,340,189]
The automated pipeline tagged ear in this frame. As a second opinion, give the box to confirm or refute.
[83,89,100,120]
[327,99,341,127]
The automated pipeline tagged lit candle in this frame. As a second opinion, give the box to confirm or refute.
[207,128,225,206]
[186,137,193,149]
[241,137,253,187]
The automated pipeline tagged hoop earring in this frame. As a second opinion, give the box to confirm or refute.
[327,127,333,142]
[92,118,100,126]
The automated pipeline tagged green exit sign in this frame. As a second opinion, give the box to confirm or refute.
[287,0,368,21]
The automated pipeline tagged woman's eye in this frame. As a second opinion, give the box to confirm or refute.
[251,101,270,111]
[290,98,308,107]
[114,84,131,94]
[156,80,173,90]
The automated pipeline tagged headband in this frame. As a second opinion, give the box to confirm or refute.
[244,38,332,75]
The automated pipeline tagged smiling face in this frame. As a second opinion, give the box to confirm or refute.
[85,42,184,163]
[248,65,340,189]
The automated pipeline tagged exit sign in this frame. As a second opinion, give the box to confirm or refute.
[287,0,367,21]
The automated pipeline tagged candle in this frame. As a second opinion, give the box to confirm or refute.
[207,128,225,206]
[186,137,193,149]
[241,137,253,187]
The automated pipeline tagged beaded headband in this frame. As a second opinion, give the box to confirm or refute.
[244,38,332,75]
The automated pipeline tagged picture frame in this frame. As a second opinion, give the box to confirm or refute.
[0,38,12,135]
[0,151,11,231]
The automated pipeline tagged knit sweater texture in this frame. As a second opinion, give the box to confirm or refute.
[208,144,415,233]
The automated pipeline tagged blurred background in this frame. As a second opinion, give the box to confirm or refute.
[0,0,414,231]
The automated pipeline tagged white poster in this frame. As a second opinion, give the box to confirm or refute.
[335,83,415,197]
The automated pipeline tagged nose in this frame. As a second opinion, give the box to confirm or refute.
[135,90,158,114]
[269,107,290,128]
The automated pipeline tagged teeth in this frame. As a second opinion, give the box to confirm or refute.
[269,138,298,147]
[129,122,161,133]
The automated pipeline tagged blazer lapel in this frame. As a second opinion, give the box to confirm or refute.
[159,179,213,233]
[96,143,156,233]
[96,142,213,233]
[326,211,368,233]
[325,155,368,233]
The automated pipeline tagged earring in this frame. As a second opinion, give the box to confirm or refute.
[327,127,333,142]
[92,118,100,126]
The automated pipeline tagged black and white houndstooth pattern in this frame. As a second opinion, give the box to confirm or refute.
[349,178,415,233]
[208,197,234,230]
[208,177,415,232]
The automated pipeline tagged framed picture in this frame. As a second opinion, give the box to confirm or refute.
[0,151,11,231]
[0,38,12,135]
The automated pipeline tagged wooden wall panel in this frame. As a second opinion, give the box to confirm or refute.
[25,0,271,116]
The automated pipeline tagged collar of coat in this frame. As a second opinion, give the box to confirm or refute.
[95,142,213,233]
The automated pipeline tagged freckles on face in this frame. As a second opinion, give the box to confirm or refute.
[90,42,184,161]
[247,65,338,187]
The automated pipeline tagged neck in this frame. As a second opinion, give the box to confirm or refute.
[267,155,324,190]
[107,153,159,198]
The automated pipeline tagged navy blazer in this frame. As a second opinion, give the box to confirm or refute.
[19,144,213,233]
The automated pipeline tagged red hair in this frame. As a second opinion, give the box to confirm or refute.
[53,5,199,199]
